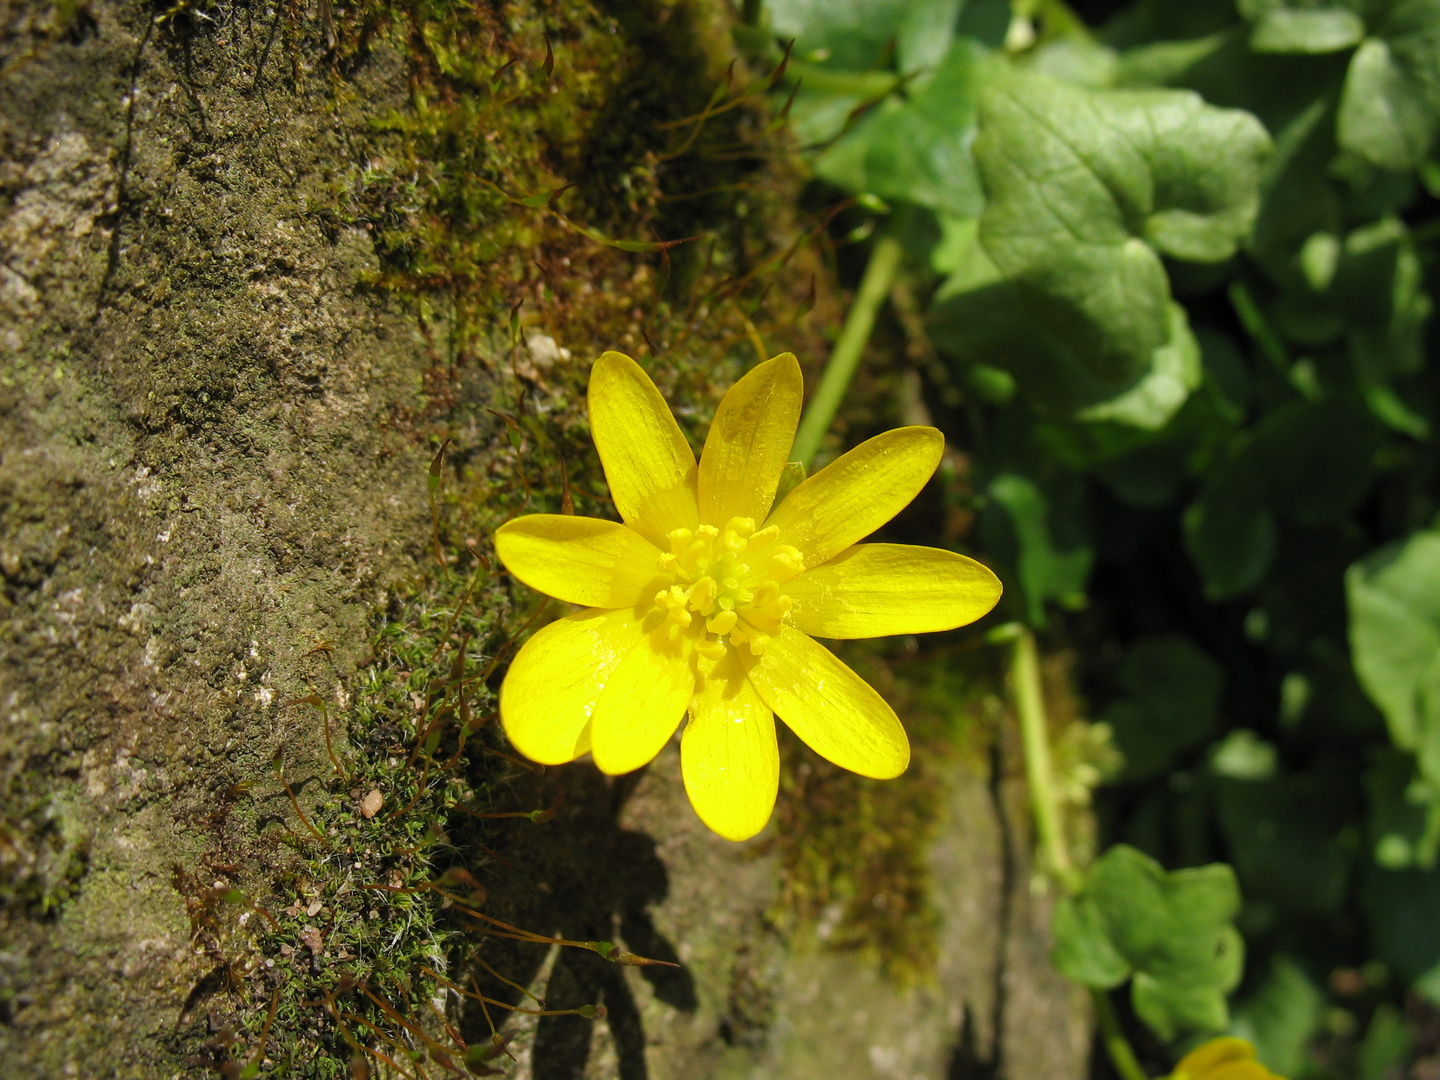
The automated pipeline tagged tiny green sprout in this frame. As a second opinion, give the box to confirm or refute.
[577,1003,608,1019]
[462,1044,506,1076]
[507,296,524,345]
[520,184,574,209]
[487,408,524,452]
[465,1041,501,1065]
[528,791,565,823]
[427,438,450,493]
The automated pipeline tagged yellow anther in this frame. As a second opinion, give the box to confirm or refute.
[706,610,737,635]
[696,638,727,660]
[650,520,795,661]
[769,545,805,575]
[688,577,718,612]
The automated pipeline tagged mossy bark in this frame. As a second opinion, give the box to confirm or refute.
[1,1,1092,1076]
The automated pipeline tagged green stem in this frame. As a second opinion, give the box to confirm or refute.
[792,232,904,468]
[1011,627,1081,894]
[1228,279,1289,377]
[1092,988,1150,1080]
[776,61,903,99]
[1012,628,1149,1077]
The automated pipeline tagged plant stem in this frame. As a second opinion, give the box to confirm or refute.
[792,231,905,468]
[775,61,902,99]
[1092,987,1150,1080]
[1011,626,1081,894]
[1012,627,1149,1077]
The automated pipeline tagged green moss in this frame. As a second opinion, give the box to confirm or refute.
[148,0,838,1072]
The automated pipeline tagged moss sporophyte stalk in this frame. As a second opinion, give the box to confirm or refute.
[494,352,1003,841]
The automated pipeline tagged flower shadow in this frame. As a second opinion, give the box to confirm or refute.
[463,762,697,1080]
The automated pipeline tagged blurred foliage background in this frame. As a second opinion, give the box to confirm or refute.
[734,0,1440,1076]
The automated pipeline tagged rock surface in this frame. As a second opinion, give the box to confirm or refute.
[490,742,1091,1080]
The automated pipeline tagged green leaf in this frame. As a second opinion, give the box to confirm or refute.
[1348,530,1440,771]
[983,473,1093,627]
[766,0,911,71]
[1250,400,1382,526]
[1133,964,1239,1040]
[1076,303,1202,431]
[1184,445,1277,600]
[813,40,987,215]
[1215,771,1352,913]
[1103,636,1224,782]
[786,91,871,146]
[1338,0,1440,170]
[1250,8,1366,54]
[1359,1003,1413,1080]
[930,69,1271,413]
[1052,894,1131,988]
[1365,751,1430,870]
[1230,956,1325,1079]
[1360,863,1440,982]
[895,0,963,83]
[1187,400,1380,599]
[1052,845,1244,1042]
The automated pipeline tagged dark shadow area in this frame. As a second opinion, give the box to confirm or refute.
[945,1005,999,1080]
[455,762,698,1080]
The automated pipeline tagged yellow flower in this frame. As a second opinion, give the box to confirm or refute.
[1168,1037,1286,1080]
[494,351,1002,840]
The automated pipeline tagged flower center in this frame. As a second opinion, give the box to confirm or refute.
[651,516,803,658]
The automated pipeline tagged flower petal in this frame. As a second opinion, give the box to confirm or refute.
[496,514,664,608]
[764,426,943,570]
[698,352,803,526]
[589,351,699,547]
[787,543,1003,639]
[500,608,645,765]
[1173,1037,1261,1080]
[589,635,695,775]
[682,653,779,841]
[745,626,909,779]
